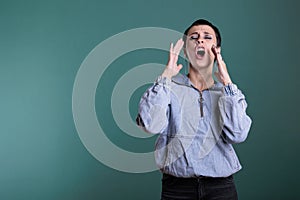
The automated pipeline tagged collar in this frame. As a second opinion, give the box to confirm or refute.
[171,73,192,86]
[171,73,222,90]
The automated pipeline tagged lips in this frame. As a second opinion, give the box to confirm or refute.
[195,46,205,58]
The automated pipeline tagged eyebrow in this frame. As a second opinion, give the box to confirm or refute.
[204,31,213,35]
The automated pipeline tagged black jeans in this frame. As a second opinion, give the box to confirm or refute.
[161,173,238,200]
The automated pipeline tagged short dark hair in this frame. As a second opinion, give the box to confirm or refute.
[183,19,221,47]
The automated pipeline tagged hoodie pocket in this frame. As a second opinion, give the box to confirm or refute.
[163,135,194,168]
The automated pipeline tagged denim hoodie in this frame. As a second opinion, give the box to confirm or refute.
[136,73,252,178]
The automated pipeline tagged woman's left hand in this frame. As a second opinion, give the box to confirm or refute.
[212,45,232,86]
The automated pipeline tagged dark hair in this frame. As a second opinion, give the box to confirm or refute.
[183,19,221,47]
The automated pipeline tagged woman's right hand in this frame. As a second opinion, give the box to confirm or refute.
[161,38,184,79]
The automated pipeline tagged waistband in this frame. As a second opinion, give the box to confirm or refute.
[162,173,233,181]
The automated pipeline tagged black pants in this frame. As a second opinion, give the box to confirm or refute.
[161,173,238,200]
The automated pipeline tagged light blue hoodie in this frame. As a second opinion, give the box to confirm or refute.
[136,73,252,177]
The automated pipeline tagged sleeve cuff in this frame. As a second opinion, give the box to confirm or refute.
[223,83,238,96]
[155,75,171,86]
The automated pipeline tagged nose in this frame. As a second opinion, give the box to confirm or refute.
[197,39,204,44]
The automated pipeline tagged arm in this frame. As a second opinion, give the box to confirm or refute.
[219,84,252,144]
[136,39,184,134]
[212,46,252,143]
[136,77,171,134]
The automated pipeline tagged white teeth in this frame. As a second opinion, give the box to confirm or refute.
[197,48,205,56]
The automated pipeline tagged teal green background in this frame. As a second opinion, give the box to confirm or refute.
[1,0,299,199]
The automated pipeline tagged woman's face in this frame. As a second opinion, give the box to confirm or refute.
[185,25,218,69]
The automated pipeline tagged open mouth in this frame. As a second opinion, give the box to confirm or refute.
[196,47,205,57]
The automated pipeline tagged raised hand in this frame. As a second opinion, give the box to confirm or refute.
[161,39,184,79]
[211,45,232,86]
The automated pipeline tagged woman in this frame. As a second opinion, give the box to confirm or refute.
[136,19,252,200]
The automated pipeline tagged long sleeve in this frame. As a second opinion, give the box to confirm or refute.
[218,83,252,144]
[136,76,171,134]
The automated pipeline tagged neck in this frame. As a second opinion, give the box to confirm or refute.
[188,65,215,91]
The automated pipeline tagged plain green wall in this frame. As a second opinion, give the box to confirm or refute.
[1,0,299,199]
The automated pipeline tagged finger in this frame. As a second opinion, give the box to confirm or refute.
[212,45,221,58]
[216,60,227,76]
[211,45,218,57]
[212,46,222,63]
[171,39,183,65]
[215,48,223,63]
[177,64,183,71]
[211,45,221,59]
[170,42,174,54]
[173,39,184,55]
[169,42,175,63]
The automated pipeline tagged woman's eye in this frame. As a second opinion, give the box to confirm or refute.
[204,35,212,39]
[190,35,199,40]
